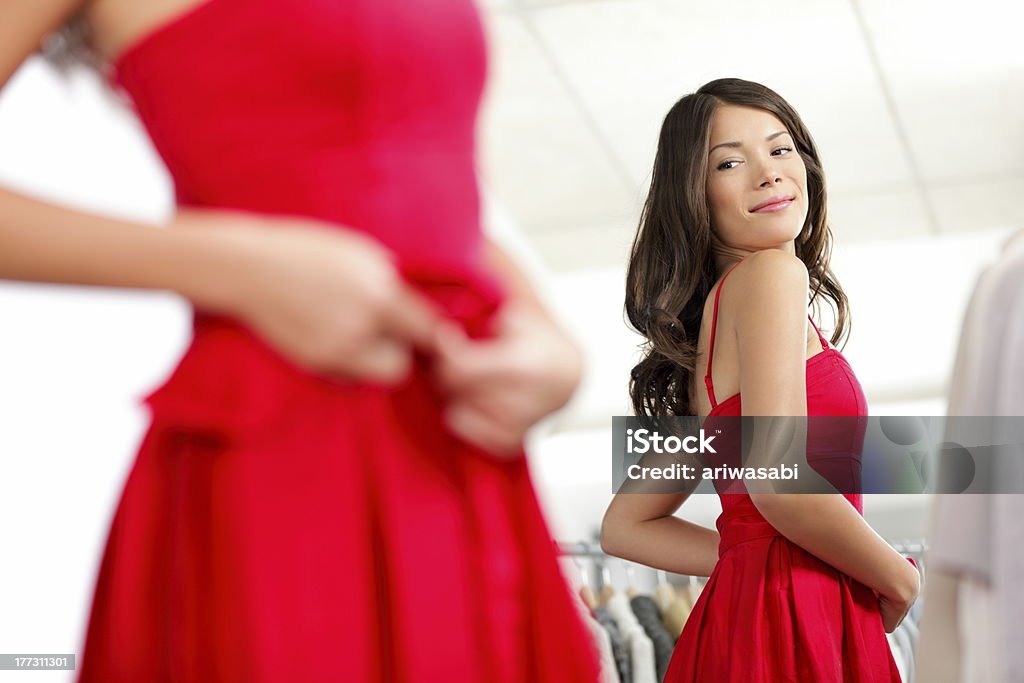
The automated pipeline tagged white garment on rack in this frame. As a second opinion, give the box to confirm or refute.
[559,558,621,683]
[901,615,920,666]
[888,632,908,683]
[683,579,703,613]
[959,574,999,683]
[653,582,676,614]
[915,571,961,683]
[994,493,1024,682]
[917,230,1024,683]
[581,607,622,683]
[894,623,915,682]
[606,591,657,683]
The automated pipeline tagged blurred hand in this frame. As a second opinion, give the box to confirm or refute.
[878,558,921,633]
[174,208,442,384]
[431,301,584,457]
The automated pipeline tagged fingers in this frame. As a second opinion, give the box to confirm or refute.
[445,403,524,458]
[380,284,444,350]
[346,337,414,384]
[343,283,440,385]
[432,322,513,392]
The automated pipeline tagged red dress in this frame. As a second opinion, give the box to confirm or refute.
[77,1,600,681]
[663,258,903,682]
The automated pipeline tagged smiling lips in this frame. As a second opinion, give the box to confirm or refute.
[750,195,795,213]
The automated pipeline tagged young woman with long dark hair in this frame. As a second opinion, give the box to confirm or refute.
[601,78,920,682]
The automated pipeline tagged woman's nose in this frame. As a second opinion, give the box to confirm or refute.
[757,162,782,187]
[753,152,783,185]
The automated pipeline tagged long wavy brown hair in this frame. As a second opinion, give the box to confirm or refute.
[627,77,851,418]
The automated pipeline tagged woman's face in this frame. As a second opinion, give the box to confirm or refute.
[704,104,809,255]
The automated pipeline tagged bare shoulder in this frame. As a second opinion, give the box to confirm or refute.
[733,249,808,289]
[727,251,813,415]
[718,249,810,350]
[727,250,808,314]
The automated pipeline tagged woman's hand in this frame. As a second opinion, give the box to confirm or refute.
[173,208,443,384]
[430,301,584,457]
[878,558,921,633]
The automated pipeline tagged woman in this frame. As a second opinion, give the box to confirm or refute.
[0,1,600,681]
[601,78,921,681]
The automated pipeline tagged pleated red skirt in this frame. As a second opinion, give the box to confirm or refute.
[78,296,600,682]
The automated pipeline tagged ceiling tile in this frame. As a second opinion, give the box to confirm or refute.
[828,187,932,244]
[927,176,1024,234]
[477,12,637,236]
[857,0,1024,183]
[528,218,639,272]
[526,0,915,196]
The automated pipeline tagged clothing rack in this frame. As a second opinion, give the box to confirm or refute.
[560,538,928,558]
[559,540,706,591]
[558,540,606,558]
[888,539,928,556]
[560,537,928,586]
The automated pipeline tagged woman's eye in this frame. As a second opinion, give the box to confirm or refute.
[716,146,794,171]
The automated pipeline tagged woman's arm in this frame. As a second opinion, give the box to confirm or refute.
[0,1,232,306]
[733,250,919,609]
[600,416,719,577]
[0,187,236,311]
[601,487,720,577]
[1,183,447,383]
[3,4,447,388]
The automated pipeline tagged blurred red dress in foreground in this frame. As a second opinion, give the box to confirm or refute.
[77,0,599,680]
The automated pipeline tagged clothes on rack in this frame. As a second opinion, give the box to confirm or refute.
[561,555,635,683]
[661,586,692,640]
[653,582,676,613]
[944,230,1024,417]
[682,579,703,613]
[575,600,620,683]
[888,620,915,682]
[561,557,621,683]
[916,229,1024,683]
[630,595,675,682]
[607,591,658,683]
[595,607,632,683]
[886,632,908,683]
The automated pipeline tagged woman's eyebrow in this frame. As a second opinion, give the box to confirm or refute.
[709,130,791,156]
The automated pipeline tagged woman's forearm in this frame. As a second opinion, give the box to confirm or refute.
[0,186,233,311]
[601,512,720,578]
[752,493,918,601]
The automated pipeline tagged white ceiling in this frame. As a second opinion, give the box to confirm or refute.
[475,0,1024,272]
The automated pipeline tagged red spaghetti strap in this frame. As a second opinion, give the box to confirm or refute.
[808,316,829,351]
[704,258,747,409]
